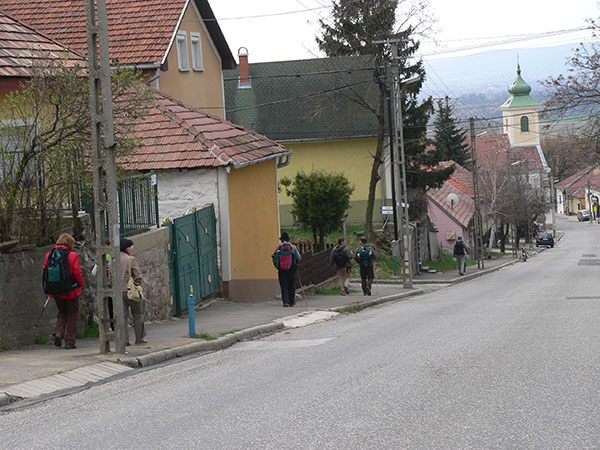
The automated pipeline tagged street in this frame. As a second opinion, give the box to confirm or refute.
[2,216,600,449]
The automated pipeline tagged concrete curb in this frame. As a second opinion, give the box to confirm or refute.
[118,322,284,368]
[332,288,425,313]
[0,392,10,406]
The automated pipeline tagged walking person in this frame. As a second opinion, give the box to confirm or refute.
[43,233,84,349]
[453,236,469,276]
[273,232,302,307]
[330,237,353,295]
[119,238,147,345]
[355,237,375,296]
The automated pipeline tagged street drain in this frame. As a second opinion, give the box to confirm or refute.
[582,254,597,257]
[578,259,600,266]
[566,296,600,300]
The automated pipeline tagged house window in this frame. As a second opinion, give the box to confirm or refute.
[176,31,189,71]
[190,32,203,71]
[0,120,36,185]
[520,116,529,132]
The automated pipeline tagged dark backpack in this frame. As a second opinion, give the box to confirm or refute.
[357,245,372,267]
[333,247,348,268]
[454,241,465,256]
[43,247,74,295]
[273,243,296,271]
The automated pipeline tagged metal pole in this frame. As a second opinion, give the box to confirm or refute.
[386,89,399,242]
[86,0,125,354]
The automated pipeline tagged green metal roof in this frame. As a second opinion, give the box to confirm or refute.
[223,55,381,141]
[501,66,539,109]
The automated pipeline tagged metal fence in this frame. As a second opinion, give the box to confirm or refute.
[79,173,159,237]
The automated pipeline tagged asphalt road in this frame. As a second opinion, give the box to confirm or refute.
[2,216,600,449]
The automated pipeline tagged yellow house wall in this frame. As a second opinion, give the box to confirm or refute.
[226,159,280,301]
[160,4,225,118]
[278,138,384,226]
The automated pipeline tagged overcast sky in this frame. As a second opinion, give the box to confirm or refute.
[209,0,599,63]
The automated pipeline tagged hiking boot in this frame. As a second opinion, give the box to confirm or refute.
[135,339,148,345]
[65,344,77,349]
[53,334,62,347]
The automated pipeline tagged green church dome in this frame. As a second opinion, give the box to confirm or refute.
[501,65,539,109]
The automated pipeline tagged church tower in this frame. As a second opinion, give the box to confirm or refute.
[500,65,540,147]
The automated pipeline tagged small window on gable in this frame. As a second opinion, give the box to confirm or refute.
[520,116,529,132]
[176,31,189,71]
[190,32,203,71]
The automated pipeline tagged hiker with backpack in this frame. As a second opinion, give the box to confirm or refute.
[42,233,84,349]
[329,237,353,295]
[118,238,147,345]
[272,232,302,307]
[453,236,469,276]
[355,237,376,296]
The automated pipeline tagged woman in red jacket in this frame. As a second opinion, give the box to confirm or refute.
[43,233,84,349]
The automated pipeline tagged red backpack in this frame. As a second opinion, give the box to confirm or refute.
[273,243,296,271]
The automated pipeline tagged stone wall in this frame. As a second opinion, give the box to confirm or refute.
[0,245,65,348]
[0,226,171,348]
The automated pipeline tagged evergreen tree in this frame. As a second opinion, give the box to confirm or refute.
[317,0,453,236]
[433,96,469,165]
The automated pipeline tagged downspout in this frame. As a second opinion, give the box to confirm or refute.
[277,153,291,169]
[146,67,162,88]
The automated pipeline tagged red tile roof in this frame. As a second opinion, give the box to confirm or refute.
[465,134,545,173]
[555,166,594,189]
[0,0,235,68]
[0,0,183,66]
[428,178,475,228]
[438,161,474,197]
[122,91,288,171]
[0,11,85,77]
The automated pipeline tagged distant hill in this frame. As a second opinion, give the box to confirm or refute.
[423,43,580,121]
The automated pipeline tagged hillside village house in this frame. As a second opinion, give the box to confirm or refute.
[426,67,553,254]
[224,51,393,227]
[554,166,600,217]
[1,0,289,302]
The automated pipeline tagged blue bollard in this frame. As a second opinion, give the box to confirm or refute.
[188,293,195,337]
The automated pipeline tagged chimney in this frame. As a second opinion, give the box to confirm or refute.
[238,47,251,88]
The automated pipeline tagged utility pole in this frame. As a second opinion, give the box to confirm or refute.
[469,118,484,269]
[86,0,126,353]
[390,42,413,289]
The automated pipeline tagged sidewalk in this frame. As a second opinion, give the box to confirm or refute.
[0,247,541,407]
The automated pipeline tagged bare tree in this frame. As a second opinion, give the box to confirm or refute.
[0,59,152,245]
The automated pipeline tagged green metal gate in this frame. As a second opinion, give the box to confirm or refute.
[168,205,219,315]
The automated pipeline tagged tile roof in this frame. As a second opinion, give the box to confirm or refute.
[438,161,474,197]
[555,166,594,189]
[0,11,85,77]
[0,0,235,68]
[427,177,475,228]
[224,54,380,141]
[466,134,546,173]
[122,91,288,171]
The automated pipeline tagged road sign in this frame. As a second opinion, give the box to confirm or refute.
[380,205,394,215]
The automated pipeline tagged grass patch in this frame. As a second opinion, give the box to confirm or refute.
[77,322,99,339]
[34,337,48,345]
[1,345,10,351]
[315,286,343,295]
[220,329,241,337]
[193,332,217,341]
[336,305,361,314]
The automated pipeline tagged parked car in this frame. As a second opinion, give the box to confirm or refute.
[577,209,591,221]
[536,232,554,248]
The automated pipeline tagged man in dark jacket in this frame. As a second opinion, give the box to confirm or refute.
[273,232,302,307]
[330,237,353,295]
[453,236,469,276]
[355,237,375,295]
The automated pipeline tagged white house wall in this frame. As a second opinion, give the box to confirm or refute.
[157,169,219,220]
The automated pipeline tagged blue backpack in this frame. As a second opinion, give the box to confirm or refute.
[357,245,372,267]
